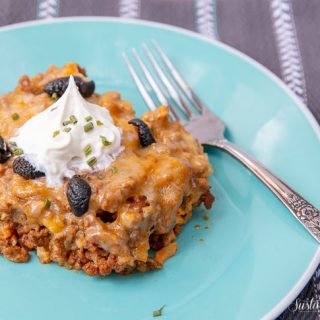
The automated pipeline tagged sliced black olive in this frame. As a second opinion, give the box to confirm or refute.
[44,76,95,98]
[0,136,11,164]
[0,152,12,164]
[80,80,95,98]
[0,136,6,151]
[12,157,45,179]
[128,118,156,147]
[67,175,92,217]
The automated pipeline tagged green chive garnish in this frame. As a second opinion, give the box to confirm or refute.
[52,130,60,138]
[85,115,93,122]
[70,115,78,124]
[84,122,94,133]
[44,199,51,210]
[63,120,71,126]
[96,120,103,126]
[51,93,58,101]
[87,157,97,167]
[11,113,19,121]
[153,306,165,317]
[63,127,72,133]
[100,135,111,147]
[51,107,58,112]
[83,144,92,157]
[111,166,118,174]
[9,141,17,147]
[13,148,24,156]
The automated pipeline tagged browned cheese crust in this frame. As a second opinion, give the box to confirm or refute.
[0,63,213,276]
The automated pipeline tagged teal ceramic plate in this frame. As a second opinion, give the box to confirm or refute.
[0,18,319,320]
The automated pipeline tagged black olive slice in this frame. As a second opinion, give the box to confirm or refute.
[44,76,95,98]
[12,157,45,179]
[0,136,11,164]
[128,118,156,147]
[67,175,92,217]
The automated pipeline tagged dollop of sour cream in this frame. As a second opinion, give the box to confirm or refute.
[12,76,123,186]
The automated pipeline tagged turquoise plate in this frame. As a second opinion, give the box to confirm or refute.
[0,18,319,320]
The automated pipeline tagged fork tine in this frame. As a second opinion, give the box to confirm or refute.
[122,53,157,112]
[131,49,182,122]
[142,44,195,119]
[123,52,180,121]
[152,40,206,113]
[132,49,168,107]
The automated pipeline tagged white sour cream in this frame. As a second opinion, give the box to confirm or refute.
[12,76,123,186]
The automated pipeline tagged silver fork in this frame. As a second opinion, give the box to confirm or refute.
[123,41,320,243]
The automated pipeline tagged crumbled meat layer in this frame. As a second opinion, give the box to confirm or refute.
[0,63,213,275]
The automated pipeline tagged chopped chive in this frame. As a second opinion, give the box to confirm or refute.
[51,107,58,112]
[87,156,97,167]
[70,115,78,124]
[52,130,60,138]
[44,199,51,210]
[51,93,58,101]
[110,166,118,174]
[9,141,17,147]
[11,113,20,121]
[96,120,103,126]
[13,148,24,156]
[153,306,165,317]
[100,135,111,147]
[84,122,94,133]
[63,127,72,133]
[83,144,92,157]
[63,120,71,126]
[85,115,93,122]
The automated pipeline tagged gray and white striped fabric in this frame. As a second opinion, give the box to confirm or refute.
[0,1,319,318]
[271,0,307,104]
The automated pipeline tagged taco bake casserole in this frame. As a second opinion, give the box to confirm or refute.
[0,63,213,276]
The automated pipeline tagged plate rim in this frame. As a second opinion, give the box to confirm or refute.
[0,16,319,319]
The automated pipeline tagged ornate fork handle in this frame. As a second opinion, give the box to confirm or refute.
[123,42,320,242]
[209,139,320,242]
